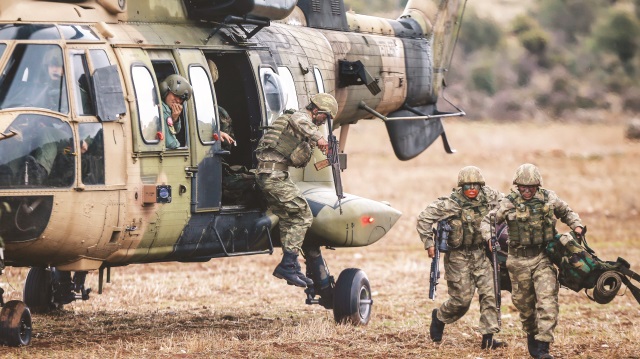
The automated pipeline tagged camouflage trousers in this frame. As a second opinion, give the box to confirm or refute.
[506,252,559,343]
[437,247,500,334]
[255,171,312,253]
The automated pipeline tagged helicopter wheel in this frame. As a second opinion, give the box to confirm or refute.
[332,268,372,325]
[0,300,32,347]
[24,267,57,314]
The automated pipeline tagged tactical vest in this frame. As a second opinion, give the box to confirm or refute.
[258,112,302,159]
[506,189,556,247]
[448,189,489,247]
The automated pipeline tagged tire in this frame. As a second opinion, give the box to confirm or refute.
[0,300,32,347]
[332,268,372,325]
[23,267,56,314]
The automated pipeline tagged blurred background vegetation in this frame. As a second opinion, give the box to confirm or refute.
[344,0,640,121]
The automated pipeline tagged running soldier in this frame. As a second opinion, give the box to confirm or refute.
[417,166,506,349]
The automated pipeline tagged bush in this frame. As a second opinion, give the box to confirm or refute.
[458,10,503,54]
[519,28,550,56]
[537,0,599,43]
[471,64,496,95]
[592,9,640,64]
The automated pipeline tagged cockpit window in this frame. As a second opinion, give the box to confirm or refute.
[0,44,69,114]
[0,114,75,188]
[59,25,100,41]
[260,67,286,125]
[0,24,60,40]
[0,44,6,59]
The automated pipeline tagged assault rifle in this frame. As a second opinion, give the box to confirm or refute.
[490,213,501,326]
[429,220,451,300]
[313,113,344,213]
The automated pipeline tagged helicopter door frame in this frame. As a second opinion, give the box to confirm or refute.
[175,48,223,212]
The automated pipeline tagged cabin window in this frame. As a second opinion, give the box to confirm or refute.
[277,66,298,111]
[59,25,100,41]
[79,123,105,185]
[0,44,69,114]
[260,67,286,125]
[0,24,60,40]
[131,66,161,144]
[70,52,95,116]
[90,49,111,70]
[189,65,217,145]
[313,66,325,93]
[0,114,74,188]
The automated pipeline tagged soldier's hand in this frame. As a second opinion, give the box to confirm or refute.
[427,246,435,258]
[220,131,235,145]
[317,138,329,153]
[170,103,183,121]
[574,226,584,240]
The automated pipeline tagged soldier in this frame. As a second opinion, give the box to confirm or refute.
[160,74,192,149]
[417,166,506,349]
[255,93,336,287]
[480,163,584,359]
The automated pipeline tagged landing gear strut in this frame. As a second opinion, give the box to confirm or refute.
[303,246,373,325]
[24,267,91,314]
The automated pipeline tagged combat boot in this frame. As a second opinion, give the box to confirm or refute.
[536,340,553,359]
[481,334,507,349]
[293,258,313,287]
[429,309,445,342]
[527,334,539,358]
[273,251,312,287]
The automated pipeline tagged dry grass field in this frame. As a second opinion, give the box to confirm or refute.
[2,118,640,358]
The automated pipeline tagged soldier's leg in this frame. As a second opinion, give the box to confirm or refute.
[473,254,500,334]
[532,256,559,343]
[439,252,474,324]
[506,256,538,336]
[256,172,313,287]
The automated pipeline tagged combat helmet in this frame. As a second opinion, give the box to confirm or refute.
[513,163,542,186]
[160,74,192,101]
[310,93,338,117]
[43,46,63,67]
[457,166,485,187]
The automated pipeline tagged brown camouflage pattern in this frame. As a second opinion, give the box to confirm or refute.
[255,171,312,253]
[417,185,503,334]
[481,183,583,343]
[512,163,542,186]
[506,253,559,342]
[457,165,485,186]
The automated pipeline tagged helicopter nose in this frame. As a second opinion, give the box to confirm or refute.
[300,184,402,247]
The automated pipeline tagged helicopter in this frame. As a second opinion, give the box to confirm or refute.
[0,0,467,346]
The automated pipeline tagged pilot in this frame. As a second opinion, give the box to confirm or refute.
[254,93,335,287]
[416,166,506,349]
[160,74,234,149]
[480,164,584,359]
[160,74,192,149]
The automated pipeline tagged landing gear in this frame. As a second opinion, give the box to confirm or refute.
[303,247,373,325]
[0,264,32,346]
[0,300,32,347]
[24,267,91,314]
[332,268,372,325]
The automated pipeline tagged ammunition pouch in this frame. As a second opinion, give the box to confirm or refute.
[290,141,313,168]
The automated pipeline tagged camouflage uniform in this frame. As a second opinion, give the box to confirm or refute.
[417,186,503,334]
[218,105,235,151]
[480,168,582,347]
[255,110,323,252]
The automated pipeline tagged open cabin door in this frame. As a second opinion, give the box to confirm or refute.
[175,49,224,212]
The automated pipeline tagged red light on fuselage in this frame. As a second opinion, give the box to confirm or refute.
[361,216,375,225]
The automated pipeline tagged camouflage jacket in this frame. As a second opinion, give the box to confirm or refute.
[480,187,583,245]
[416,186,502,250]
[255,110,323,170]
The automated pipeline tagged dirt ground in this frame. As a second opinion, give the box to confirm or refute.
[2,118,640,358]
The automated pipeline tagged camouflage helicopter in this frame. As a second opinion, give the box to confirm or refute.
[0,0,467,346]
